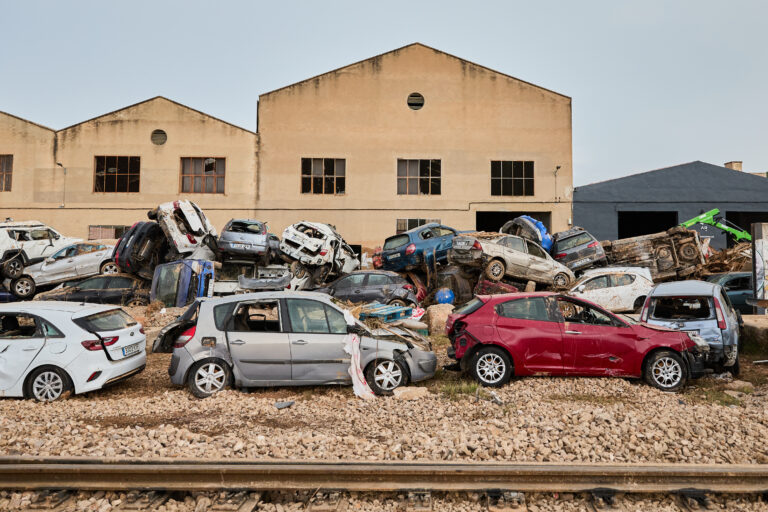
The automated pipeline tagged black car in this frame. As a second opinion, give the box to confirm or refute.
[315,270,418,306]
[113,221,169,279]
[551,227,606,271]
[34,273,150,306]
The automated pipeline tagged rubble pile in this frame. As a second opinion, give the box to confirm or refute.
[700,242,752,274]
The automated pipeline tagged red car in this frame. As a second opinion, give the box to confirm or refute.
[446,292,710,391]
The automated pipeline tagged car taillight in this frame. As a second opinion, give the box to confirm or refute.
[81,340,103,351]
[173,326,196,348]
[139,327,145,334]
[403,284,414,290]
[587,241,599,248]
[714,298,727,330]
[186,233,197,244]
[405,243,416,255]
[639,296,651,322]
[319,250,327,256]
[472,240,483,251]
[102,336,119,347]
[173,200,180,210]
[555,253,567,259]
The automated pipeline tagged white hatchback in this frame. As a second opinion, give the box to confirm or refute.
[569,267,654,312]
[0,302,146,401]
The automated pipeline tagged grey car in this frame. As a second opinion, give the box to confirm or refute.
[641,280,740,373]
[314,270,418,306]
[218,219,280,264]
[153,291,437,397]
[551,227,606,271]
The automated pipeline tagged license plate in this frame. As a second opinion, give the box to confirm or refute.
[122,342,141,357]
[455,240,471,247]
[573,258,590,266]
[388,254,400,260]
[685,330,700,335]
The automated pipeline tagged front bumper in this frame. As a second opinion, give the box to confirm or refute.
[403,349,438,382]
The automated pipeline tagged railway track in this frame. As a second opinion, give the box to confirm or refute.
[1,457,767,494]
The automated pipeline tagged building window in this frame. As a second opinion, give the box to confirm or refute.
[0,155,12,192]
[181,157,225,194]
[396,218,440,234]
[301,158,345,195]
[491,161,534,196]
[88,225,131,240]
[94,156,140,193]
[151,129,167,145]
[397,159,441,195]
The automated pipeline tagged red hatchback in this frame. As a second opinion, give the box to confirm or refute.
[446,292,710,391]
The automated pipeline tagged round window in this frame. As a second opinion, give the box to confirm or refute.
[407,92,424,110]
[151,129,167,145]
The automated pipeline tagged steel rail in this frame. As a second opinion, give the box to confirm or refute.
[0,457,767,494]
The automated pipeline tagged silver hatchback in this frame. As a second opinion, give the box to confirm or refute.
[153,291,437,397]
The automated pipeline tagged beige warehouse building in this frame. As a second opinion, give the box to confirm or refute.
[0,43,572,249]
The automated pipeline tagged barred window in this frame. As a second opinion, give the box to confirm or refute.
[0,155,12,192]
[181,157,225,194]
[491,161,534,196]
[397,159,441,195]
[396,218,440,234]
[301,158,345,194]
[94,156,140,193]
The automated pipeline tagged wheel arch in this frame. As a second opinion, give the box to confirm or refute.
[183,356,233,388]
[640,346,687,378]
[461,342,515,372]
[362,350,412,385]
[23,364,74,399]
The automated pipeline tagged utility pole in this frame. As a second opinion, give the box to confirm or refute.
[56,162,66,208]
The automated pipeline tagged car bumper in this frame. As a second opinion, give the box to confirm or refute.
[403,349,438,382]
[69,351,147,394]
[218,242,268,256]
[169,348,195,386]
[447,249,484,267]
[380,253,422,272]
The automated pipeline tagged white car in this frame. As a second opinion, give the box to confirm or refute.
[0,221,81,280]
[569,267,654,312]
[4,243,117,299]
[148,200,218,258]
[279,222,360,283]
[0,302,146,401]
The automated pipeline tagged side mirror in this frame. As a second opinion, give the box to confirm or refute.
[347,324,366,336]
[45,257,55,264]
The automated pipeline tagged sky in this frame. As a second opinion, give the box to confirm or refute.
[1,1,766,186]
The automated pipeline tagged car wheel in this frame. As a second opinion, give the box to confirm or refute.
[727,356,740,377]
[188,360,230,398]
[100,261,119,274]
[388,298,407,307]
[365,359,408,395]
[126,298,148,307]
[27,367,70,402]
[553,272,570,288]
[471,347,513,387]
[3,258,23,279]
[644,350,687,392]
[11,276,35,299]
[633,296,646,313]
[484,259,506,282]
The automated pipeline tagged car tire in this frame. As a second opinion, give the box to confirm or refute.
[10,276,35,299]
[3,258,23,279]
[187,359,231,398]
[727,356,740,377]
[633,296,646,313]
[100,261,119,274]
[365,359,408,395]
[471,346,513,387]
[388,298,408,307]
[644,350,687,392]
[26,366,71,402]
[553,273,570,288]
[484,259,506,282]
[147,207,159,220]
[126,298,148,307]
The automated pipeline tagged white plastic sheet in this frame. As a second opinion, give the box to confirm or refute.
[343,333,376,400]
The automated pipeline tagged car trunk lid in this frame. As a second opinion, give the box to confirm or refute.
[74,308,145,360]
[646,295,722,343]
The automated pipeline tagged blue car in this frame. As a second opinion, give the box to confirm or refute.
[150,259,215,307]
[380,223,461,272]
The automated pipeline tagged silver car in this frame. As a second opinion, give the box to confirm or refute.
[153,291,437,397]
[4,243,117,299]
[640,280,740,373]
[218,219,280,264]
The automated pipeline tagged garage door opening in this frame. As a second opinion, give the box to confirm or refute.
[617,211,678,239]
[726,211,768,246]
[475,211,551,232]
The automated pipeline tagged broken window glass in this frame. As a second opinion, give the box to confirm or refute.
[397,159,441,195]
[180,157,225,194]
[94,155,140,193]
[301,158,346,194]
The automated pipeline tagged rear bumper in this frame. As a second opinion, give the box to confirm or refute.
[69,351,147,394]
[447,249,484,267]
[218,241,268,256]
[380,253,422,272]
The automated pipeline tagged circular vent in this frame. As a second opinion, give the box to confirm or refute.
[151,129,167,145]
[407,92,424,110]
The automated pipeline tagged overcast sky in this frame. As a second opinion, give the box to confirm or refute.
[2,1,766,185]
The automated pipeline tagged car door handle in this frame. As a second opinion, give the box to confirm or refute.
[292,339,308,345]
[565,330,582,335]
[230,339,246,345]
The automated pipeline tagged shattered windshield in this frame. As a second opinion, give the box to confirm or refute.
[230,221,264,234]
[155,265,182,306]
[650,296,713,321]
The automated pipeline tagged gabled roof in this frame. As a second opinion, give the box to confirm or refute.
[260,42,569,100]
[0,110,54,132]
[57,96,255,134]
[574,161,768,203]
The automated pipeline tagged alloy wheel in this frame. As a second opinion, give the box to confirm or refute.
[554,273,568,287]
[102,263,119,274]
[651,357,682,388]
[476,353,505,384]
[489,262,503,278]
[6,259,22,277]
[32,371,64,401]
[194,363,226,394]
[14,279,33,296]
[374,360,403,391]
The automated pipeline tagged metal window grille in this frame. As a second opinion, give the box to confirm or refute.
[181,157,226,194]
[88,225,131,240]
[396,218,441,234]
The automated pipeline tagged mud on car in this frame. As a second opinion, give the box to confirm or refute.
[279,222,359,284]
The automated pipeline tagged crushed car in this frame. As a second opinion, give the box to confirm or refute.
[551,226,606,271]
[34,273,150,306]
[279,222,359,284]
[569,267,654,313]
[379,223,462,272]
[4,242,117,299]
[500,216,553,252]
[218,219,280,265]
[113,221,169,279]
[148,200,218,260]
[314,270,418,306]
[448,233,574,288]
[0,220,81,281]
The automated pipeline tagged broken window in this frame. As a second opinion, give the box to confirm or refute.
[0,314,39,339]
[497,297,551,321]
[94,156,140,193]
[286,299,346,334]
[491,161,534,196]
[397,159,441,195]
[301,158,345,195]
[181,157,225,194]
[650,297,713,320]
[230,301,281,332]
[88,225,131,240]
[0,155,12,192]
[395,218,440,234]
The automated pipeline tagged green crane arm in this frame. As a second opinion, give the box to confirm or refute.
[680,208,752,242]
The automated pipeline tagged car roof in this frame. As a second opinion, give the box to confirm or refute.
[581,266,653,278]
[479,292,558,303]
[650,280,719,296]
[0,220,46,228]
[200,290,335,306]
[0,301,119,316]
[348,269,400,276]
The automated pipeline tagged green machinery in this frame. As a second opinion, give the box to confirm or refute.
[680,208,752,242]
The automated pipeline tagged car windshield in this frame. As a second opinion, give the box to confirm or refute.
[229,221,264,234]
[154,265,182,306]
[650,296,713,320]
[555,232,593,252]
[454,297,485,315]
[383,234,410,250]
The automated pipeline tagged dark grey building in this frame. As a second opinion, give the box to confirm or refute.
[573,161,768,249]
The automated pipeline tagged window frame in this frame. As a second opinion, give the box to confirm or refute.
[179,157,226,194]
[491,160,534,197]
[0,154,12,192]
[228,300,283,333]
[495,297,554,322]
[395,218,440,234]
[284,298,347,335]
[0,313,44,340]
[93,155,141,193]
[396,159,441,195]
[300,158,346,195]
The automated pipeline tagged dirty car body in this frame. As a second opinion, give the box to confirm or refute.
[551,227,606,271]
[0,221,81,281]
[314,270,418,306]
[279,222,359,278]
[446,292,709,390]
[149,200,218,259]
[35,274,150,306]
[218,219,280,263]
[569,267,653,313]
[154,291,436,395]
[113,221,169,280]
[379,223,460,272]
